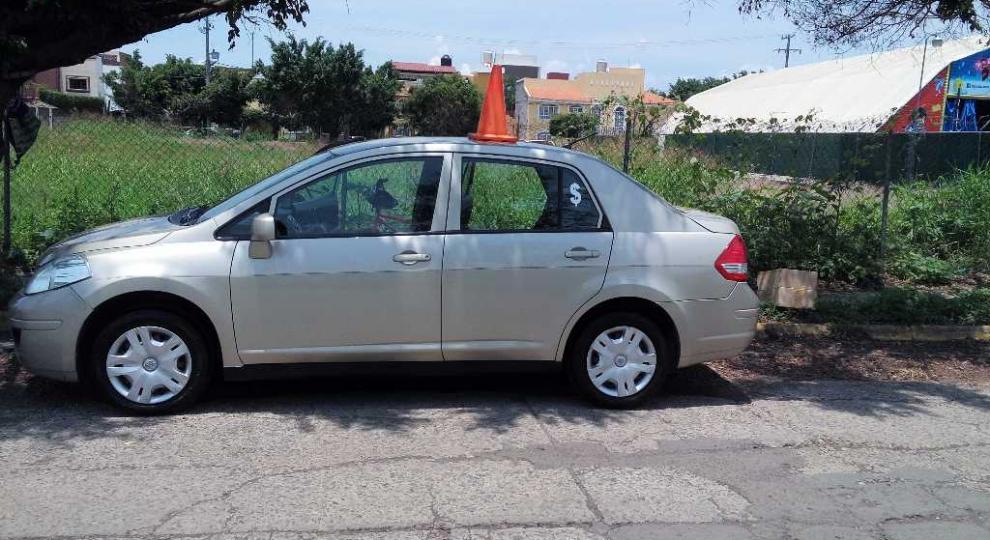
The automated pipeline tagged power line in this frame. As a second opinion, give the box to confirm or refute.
[338,24,778,50]
[775,34,802,67]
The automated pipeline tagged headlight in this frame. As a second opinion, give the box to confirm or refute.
[25,255,91,295]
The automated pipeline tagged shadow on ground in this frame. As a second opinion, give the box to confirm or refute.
[1,340,988,446]
[0,350,749,443]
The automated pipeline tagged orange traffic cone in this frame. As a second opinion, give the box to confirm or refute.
[469,65,518,143]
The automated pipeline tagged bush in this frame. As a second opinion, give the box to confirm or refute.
[815,288,990,325]
[891,169,990,272]
[888,252,961,285]
[39,89,105,114]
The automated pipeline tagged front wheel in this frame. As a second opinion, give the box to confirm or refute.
[89,310,212,414]
[567,312,672,408]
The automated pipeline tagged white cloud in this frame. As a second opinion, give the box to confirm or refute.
[428,55,441,65]
[460,63,473,75]
[629,62,643,69]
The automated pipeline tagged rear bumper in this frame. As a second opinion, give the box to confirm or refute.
[669,283,759,368]
[8,286,91,382]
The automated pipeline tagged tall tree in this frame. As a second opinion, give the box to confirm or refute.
[105,54,207,119]
[253,36,374,138]
[0,1,309,107]
[350,62,402,137]
[739,0,990,45]
[404,75,481,136]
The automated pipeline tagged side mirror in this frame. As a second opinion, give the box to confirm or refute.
[249,213,276,259]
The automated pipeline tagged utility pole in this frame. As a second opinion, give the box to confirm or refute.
[775,34,802,68]
[201,16,214,84]
[251,31,256,67]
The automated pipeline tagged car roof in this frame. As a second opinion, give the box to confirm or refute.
[330,136,582,159]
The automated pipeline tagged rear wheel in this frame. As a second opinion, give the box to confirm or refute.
[567,312,672,408]
[90,310,212,414]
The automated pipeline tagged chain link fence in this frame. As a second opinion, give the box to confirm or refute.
[3,115,318,263]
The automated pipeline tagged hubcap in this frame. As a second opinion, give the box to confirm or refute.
[586,325,657,398]
[106,326,192,405]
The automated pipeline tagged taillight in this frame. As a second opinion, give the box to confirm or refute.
[714,234,749,282]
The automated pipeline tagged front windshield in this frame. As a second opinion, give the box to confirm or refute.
[196,151,337,223]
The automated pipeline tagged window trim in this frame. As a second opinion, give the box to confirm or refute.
[613,105,627,131]
[214,152,452,241]
[65,76,90,93]
[538,103,559,120]
[448,153,609,235]
[569,105,584,114]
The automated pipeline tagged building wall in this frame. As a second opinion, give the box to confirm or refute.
[573,67,646,101]
[520,100,592,140]
[60,56,105,99]
[516,67,647,140]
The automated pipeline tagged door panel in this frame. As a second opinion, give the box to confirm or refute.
[230,235,444,363]
[441,155,613,362]
[229,154,450,364]
[441,232,612,361]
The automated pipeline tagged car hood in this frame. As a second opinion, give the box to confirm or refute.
[677,207,740,235]
[38,216,179,266]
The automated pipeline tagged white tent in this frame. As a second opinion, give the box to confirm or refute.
[674,36,989,133]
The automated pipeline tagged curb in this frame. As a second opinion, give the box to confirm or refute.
[758,321,990,342]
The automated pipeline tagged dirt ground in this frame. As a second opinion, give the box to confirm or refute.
[715,334,990,385]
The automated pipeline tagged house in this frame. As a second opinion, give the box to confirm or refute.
[25,50,127,111]
[515,61,674,140]
[392,56,459,99]
[389,56,460,136]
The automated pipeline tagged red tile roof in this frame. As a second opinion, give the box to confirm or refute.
[643,91,676,106]
[391,62,457,74]
[525,85,592,103]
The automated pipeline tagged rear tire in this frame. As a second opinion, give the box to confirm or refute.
[89,309,212,414]
[567,312,672,408]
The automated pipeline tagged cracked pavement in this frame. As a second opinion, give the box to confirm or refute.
[1,358,989,540]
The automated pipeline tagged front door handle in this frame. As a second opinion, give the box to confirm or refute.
[565,247,601,260]
[393,251,431,265]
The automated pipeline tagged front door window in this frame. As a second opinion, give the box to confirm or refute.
[274,157,444,237]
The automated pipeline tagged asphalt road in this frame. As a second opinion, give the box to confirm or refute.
[1,356,989,540]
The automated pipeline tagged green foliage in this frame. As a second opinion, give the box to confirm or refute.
[549,112,599,138]
[890,169,990,270]
[404,75,481,136]
[888,252,961,285]
[38,89,104,113]
[816,288,990,326]
[104,52,205,120]
[253,36,396,137]
[104,52,251,127]
[350,62,402,138]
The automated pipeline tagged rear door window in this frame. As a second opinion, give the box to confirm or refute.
[459,158,601,232]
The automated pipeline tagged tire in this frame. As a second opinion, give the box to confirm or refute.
[89,309,213,414]
[567,311,672,408]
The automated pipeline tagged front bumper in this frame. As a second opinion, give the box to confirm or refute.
[8,286,92,382]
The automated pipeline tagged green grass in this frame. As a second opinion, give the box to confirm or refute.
[5,117,317,261]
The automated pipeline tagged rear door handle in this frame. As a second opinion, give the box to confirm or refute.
[393,251,431,265]
[565,247,601,260]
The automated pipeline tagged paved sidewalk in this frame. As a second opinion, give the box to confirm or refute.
[1,358,988,539]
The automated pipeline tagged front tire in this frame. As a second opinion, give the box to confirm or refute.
[567,312,672,408]
[89,309,212,414]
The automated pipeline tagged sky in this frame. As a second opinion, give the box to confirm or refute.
[119,0,877,91]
